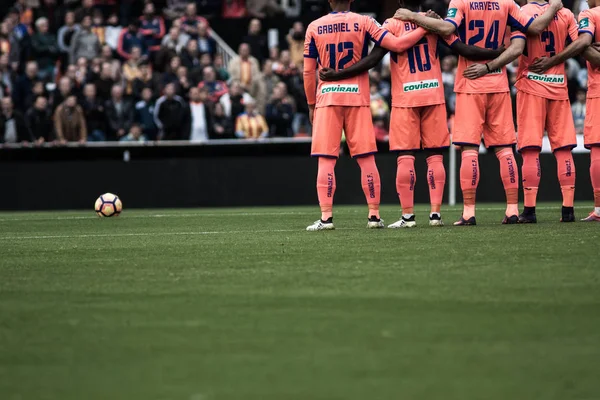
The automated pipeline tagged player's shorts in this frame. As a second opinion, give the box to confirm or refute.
[584,97,600,149]
[389,104,450,151]
[453,92,516,148]
[516,91,577,152]
[311,106,377,158]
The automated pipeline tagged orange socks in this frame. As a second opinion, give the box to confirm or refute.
[396,155,416,215]
[555,148,575,208]
[496,147,519,216]
[426,155,445,214]
[591,147,600,208]
[356,155,381,218]
[459,149,479,219]
[521,149,541,207]
[316,157,336,220]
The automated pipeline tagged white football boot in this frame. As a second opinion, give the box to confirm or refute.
[367,216,385,229]
[388,215,416,228]
[306,219,335,231]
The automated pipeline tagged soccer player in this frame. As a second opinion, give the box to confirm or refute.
[318,3,504,228]
[303,0,440,231]
[527,0,600,222]
[394,0,563,225]
[500,1,581,223]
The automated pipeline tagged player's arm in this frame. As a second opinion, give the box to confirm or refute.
[444,33,504,61]
[319,46,388,82]
[303,28,318,123]
[394,9,456,36]
[378,26,428,53]
[529,34,593,73]
[524,0,563,35]
[583,44,600,68]
[463,38,526,80]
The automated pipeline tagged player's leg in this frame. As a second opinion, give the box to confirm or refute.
[485,93,519,224]
[452,93,486,226]
[547,99,578,222]
[582,97,600,221]
[516,91,544,223]
[422,104,450,226]
[307,106,342,231]
[387,106,419,228]
[344,106,383,228]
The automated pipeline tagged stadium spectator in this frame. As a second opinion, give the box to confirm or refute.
[14,0,34,32]
[235,98,268,139]
[134,87,158,140]
[188,86,212,142]
[219,80,253,120]
[12,60,38,110]
[117,20,147,61]
[35,0,64,33]
[198,65,228,103]
[122,46,143,95]
[228,43,263,109]
[243,19,267,64]
[197,22,216,57]
[160,25,188,54]
[370,82,389,121]
[139,2,165,54]
[54,94,86,143]
[81,83,106,141]
[91,10,106,46]
[69,15,100,64]
[222,0,247,18]
[161,55,181,86]
[119,122,147,142]
[212,102,233,138]
[176,65,191,96]
[164,0,189,20]
[268,46,279,64]
[57,11,79,67]
[5,9,29,70]
[213,54,229,81]
[265,84,293,137]
[181,39,201,70]
[75,0,95,23]
[104,13,122,51]
[1,97,31,144]
[246,0,283,18]
[286,21,304,68]
[154,82,189,140]
[373,119,389,143]
[94,61,115,102]
[50,76,74,112]
[25,94,53,144]
[0,54,15,95]
[273,50,300,86]
[105,84,133,140]
[572,89,587,135]
[31,17,59,80]
[132,60,161,99]
[180,3,208,39]
[262,60,280,100]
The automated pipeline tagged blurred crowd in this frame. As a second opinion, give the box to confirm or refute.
[0,0,592,145]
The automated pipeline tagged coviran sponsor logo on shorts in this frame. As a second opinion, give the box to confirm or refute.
[403,79,439,93]
[321,84,359,94]
[526,72,565,84]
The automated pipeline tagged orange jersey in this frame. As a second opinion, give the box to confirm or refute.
[579,7,600,99]
[304,12,427,107]
[445,0,534,93]
[383,18,445,108]
[512,4,578,100]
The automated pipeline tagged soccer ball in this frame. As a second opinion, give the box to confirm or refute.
[95,193,123,217]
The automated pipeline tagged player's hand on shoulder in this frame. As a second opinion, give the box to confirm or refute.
[319,68,337,82]
[529,57,553,74]
[393,8,414,21]
[463,64,489,80]
[548,0,563,10]
[425,10,441,20]
[592,43,600,53]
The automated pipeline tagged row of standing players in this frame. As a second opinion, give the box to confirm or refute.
[302,0,600,231]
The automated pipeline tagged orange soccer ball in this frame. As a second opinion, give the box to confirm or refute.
[94,193,123,217]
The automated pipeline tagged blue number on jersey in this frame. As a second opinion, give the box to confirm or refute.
[406,37,432,73]
[468,20,500,49]
[326,42,354,70]
[541,30,556,57]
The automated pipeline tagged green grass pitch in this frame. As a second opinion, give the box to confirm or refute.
[1,204,599,400]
